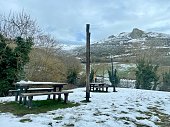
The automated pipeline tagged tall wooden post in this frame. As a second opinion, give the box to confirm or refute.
[111,55,116,92]
[111,56,113,77]
[86,24,90,101]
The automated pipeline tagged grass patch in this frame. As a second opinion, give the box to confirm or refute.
[64,123,74,127]
[135,123,150,127]
[136,116,148,120]
[53,116,63,120]
[124,121,130,125]
[118,117,129,121]
[119,116,151,127]
[0,100,80,116]
[136,107,170,126]
[136,110,152,117]
[19,118,32,123]
[136,103,142,107]
[100,113,110,116]
[127,107,134,110]
[93,112,101,116]
[120,111,128,114]
[80,100,91,103]
[96,120,106,123]
[148,106,170,126]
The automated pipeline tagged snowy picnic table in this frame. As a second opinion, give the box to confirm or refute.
[14,81,68,103]
[90,83,109,92]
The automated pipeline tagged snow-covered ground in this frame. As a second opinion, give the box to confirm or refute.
[0,88,170,127]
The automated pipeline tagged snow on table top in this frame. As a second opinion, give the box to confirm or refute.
[0,87,170,127]
[15,80,67,85]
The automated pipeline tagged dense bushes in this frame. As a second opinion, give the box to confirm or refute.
[67,69,78,85]
[162,71,170,86]
[160,71,170,91]
[0,35,33,96]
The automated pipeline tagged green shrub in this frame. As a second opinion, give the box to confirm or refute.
[0,35,33,96]
[162,71,170,86]
[160,70,170,91]
[135,59,159,90]
[90,69,94,83]
[67,69,78,85]
[77,73,86,87]
[108,69,120,86]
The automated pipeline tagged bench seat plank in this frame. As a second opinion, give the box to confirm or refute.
[9,90,19,92]
[28,88,53,91]
[20,91,73,108]
[21,91,73,97]
[9,88,54,101]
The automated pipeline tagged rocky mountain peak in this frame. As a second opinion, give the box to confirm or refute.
[108,35,116,39]
[129,28,145,39]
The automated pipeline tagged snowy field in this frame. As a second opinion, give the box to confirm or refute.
[0,87,170,127]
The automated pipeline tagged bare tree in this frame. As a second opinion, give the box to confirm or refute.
[25,34,66,82]
[0,11,40,39]
[0,11,81,83]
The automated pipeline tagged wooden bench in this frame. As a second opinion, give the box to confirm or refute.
[8,89,20,101]
[9,89,19,95]
[96,84,109,92]
[8,88,53,101]
[20,91,73,108]
[90,84,109,92]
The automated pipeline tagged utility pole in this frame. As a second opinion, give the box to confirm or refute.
[86,24,90,101]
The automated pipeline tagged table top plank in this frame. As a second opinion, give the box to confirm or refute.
[14,81,67,86]
[90,83,105,85]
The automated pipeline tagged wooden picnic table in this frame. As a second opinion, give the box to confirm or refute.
[14,81,67,103]
[90,83,108,92]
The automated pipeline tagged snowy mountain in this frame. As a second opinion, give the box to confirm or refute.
[97,28,170,45]
[73,28,170,64]
[61,44,82,51]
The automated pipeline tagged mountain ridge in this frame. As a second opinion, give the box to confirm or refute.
[73,28,170,65]
[96,28,170,44]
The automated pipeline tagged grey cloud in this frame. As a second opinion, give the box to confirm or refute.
[1,0,170,45]
[147,23,170,33]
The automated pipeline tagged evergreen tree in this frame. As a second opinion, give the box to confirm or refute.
[114,69,120,87]
[90,69,94,83]
[67,69,77,85]
[108,69,119,92]
[0,34,33,96]
[135,59,159,90]
[0,35,17,96]
[14,37,33,80]
[162,71,170,87]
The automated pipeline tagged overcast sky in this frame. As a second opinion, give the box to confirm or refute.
[1,0,170,45]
